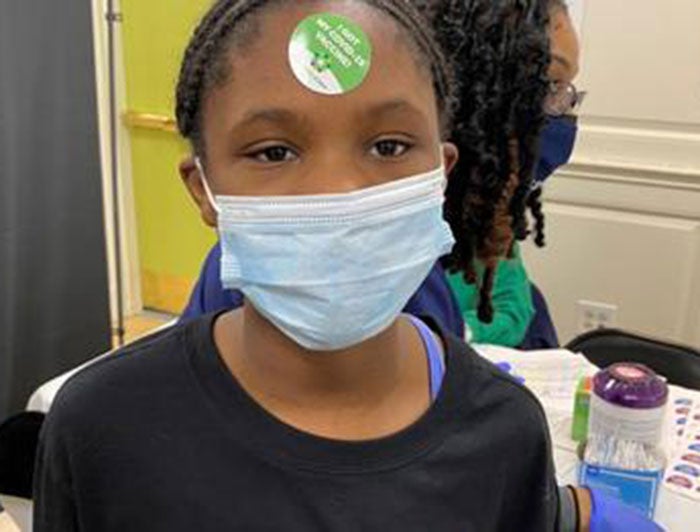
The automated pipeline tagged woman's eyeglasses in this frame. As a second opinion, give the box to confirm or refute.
[544,81,587,117]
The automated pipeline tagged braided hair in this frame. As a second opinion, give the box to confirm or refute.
[436,0,551,322]
[175,0,457,157]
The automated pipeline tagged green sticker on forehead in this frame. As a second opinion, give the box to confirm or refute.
[288,13,372,95]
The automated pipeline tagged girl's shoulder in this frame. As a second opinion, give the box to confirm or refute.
[42,314,216,438]
[441,328,551,446]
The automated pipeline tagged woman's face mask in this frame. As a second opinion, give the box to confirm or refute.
[533,115,579,187]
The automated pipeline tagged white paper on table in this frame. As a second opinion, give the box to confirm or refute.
[473,346,597,408]
[474,345,700,527]
[473,346,598,455]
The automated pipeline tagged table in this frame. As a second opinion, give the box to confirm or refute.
[475,345,700,531]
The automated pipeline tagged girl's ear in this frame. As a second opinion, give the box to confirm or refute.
[441,142,459,177]
[179,156,218,228]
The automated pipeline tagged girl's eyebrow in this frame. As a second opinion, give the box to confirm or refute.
[362,98,429,124]
[228,99,428,137]
[234,108,303,130]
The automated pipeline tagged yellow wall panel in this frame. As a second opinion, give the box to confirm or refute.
[121,1,215,313]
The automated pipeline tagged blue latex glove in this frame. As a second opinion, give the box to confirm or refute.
[495,362,525,385]
[589,487,664,531]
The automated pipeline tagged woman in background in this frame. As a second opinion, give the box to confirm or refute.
[446,0,583,348]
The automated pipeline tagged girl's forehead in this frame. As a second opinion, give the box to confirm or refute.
[202,1,440,131]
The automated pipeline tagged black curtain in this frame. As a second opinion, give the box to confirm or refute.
[0,0,112,418]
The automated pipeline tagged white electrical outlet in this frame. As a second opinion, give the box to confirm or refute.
[576,300,618,334]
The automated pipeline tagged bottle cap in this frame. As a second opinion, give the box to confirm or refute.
[593,363,668,409]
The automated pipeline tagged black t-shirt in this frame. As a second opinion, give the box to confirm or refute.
[34,313,560,531]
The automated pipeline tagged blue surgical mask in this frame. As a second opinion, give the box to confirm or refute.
[196,161,455,351]
[533,115,578,188]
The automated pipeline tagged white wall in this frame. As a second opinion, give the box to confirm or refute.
[523,0,700,346]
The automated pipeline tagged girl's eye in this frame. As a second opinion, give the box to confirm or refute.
[371,139,412,158]
[249,145,298,163]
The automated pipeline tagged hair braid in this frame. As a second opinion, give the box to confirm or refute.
[527,187,547,246]
[176,0,270,153]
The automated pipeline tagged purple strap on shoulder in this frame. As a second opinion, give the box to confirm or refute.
[406,315,445,401]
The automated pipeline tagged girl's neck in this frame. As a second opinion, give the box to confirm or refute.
[213,304,431,440]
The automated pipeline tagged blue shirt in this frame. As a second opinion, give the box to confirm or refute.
[180,244,465,339]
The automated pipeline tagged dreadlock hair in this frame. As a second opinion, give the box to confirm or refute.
[435,0,551,322]
[175,0,457,157]
[527,186,546,247]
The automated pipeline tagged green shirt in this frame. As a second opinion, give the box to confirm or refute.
[447,244,535,347]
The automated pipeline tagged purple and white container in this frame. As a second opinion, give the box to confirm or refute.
[585,363,668,470]
[581,363,669,516]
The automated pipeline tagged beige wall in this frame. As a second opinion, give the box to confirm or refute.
[523,0,700,346]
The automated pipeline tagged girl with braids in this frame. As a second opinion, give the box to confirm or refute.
[179,0,577,349]
[33,1,593,530]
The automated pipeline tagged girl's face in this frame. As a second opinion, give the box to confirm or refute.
[181,0,457,226]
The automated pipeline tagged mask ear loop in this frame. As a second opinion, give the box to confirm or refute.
[194,157,221,215]
[438,150,448,193]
